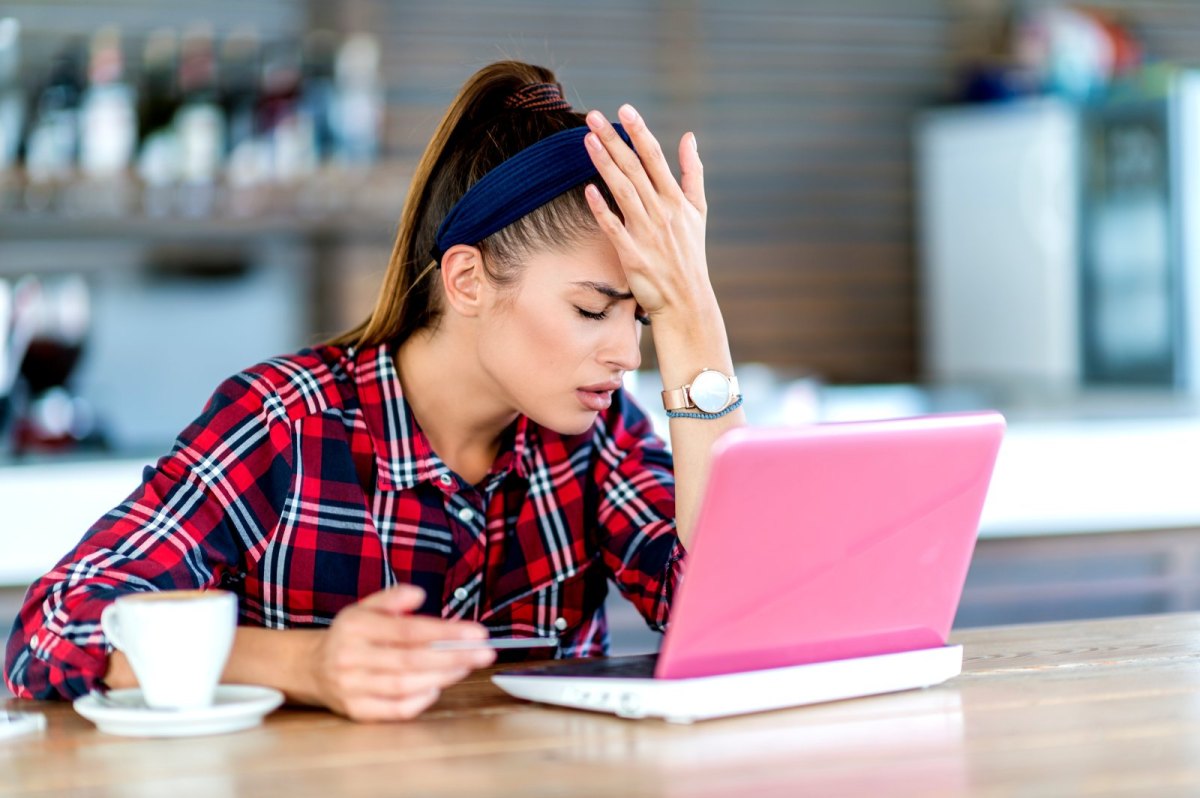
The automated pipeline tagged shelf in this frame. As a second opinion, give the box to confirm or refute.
[0,165,412,244]
[0,211,398,244]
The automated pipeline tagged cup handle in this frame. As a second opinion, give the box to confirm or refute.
[100,603,124,651]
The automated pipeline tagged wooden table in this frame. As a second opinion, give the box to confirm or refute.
[5,614,1200,797]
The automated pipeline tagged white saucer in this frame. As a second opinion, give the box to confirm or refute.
[73,685,285,737]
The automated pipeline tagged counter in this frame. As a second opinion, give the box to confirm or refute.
[8,614,1200,795]
[4,380,1200,585]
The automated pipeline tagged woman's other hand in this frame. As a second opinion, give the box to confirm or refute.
[302,584,495,721]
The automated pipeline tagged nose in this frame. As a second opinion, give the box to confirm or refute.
[602,319,642,372]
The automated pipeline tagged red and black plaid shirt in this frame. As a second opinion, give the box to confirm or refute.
[5,343,683,700]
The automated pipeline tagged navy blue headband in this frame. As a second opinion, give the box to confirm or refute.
[430,123,635,265]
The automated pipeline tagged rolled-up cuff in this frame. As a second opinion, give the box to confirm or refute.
[649,539,687,632]
[7,594,114,700]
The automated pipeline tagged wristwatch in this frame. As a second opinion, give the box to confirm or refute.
[661,369,741,414]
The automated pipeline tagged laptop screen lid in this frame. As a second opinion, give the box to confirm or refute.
[656,411,1005,680]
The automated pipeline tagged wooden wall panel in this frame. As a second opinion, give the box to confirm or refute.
[319,0,954,382]
[15,1,1200,381]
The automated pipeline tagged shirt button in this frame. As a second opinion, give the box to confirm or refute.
[439,474,454,487]
[554,617,569,632]
[30,634,38,648]
[456,507,474,523]
[454,587,469,602]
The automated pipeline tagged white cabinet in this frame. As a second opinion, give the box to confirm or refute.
[914,98,1081,390]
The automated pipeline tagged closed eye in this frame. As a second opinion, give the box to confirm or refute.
[575,306,651,326]
[576,307,608,321]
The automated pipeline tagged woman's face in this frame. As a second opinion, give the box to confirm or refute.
[476,234,646,436]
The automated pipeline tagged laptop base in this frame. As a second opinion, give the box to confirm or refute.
[491,644,964,724]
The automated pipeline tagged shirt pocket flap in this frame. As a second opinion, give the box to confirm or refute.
[482,556,597,634]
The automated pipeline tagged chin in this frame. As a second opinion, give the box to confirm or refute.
[530,407,600,438]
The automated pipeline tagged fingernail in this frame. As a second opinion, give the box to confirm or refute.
[474,650,495,666]
[585,133,601,151]
[620,104,639,122]
[586,110,604,128]
[585,184,600,200]
[691,132,698,151]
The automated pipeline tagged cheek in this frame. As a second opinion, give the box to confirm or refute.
[486,305,584,378]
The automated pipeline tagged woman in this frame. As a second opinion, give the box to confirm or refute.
[4,61,745,721]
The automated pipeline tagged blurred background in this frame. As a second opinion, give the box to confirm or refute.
[5,0,1200,682]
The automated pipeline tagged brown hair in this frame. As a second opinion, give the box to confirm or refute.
[327,60,622,349]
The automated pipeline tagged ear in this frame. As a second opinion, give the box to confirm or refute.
[439,244,484,318]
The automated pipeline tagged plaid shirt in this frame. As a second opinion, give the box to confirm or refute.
[5,343,683,700]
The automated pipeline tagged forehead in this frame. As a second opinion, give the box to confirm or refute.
[520,235,627,291]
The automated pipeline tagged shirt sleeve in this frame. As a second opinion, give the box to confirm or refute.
[591,388,685,632]
[3,370,294,700]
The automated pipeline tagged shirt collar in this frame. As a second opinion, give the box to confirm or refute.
[350,342,536,492]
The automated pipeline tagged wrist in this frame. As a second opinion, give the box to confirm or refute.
[649,285,720,335]
[103,650,137,690]
[651,302,735,390]
[221,627,325,706]
[280,629,325,706]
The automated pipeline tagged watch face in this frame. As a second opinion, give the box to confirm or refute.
[690,370,731,413]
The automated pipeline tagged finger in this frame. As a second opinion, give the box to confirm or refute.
[349,613,490,647]
[584,110,660,225]
[345,667,471,700]
[678,132,707,216]
[359,584,426,614]
[616,103,684,198]
[584,128,652,227]
[352,644,495,674]
[584,183,642,265]
[345,689,442,722]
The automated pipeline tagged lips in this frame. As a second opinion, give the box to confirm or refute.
[576,380,622,413]
[576,389,613,412]
[578,381,623,393]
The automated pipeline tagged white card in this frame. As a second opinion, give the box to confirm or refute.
[429,637,559,651]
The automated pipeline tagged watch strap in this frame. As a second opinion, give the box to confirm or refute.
[661,372,741,413]
[661,385,692,411]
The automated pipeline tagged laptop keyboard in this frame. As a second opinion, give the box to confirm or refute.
[503,653,659,679]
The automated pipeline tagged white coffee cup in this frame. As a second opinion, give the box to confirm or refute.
[100,590,237,710]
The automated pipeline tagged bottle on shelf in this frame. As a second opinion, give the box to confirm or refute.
[23,38,85,210]
[220,26,261,153]
[135,28,180,216]
[301,29,338,164]
[219,25,269,214]
[0,17,25,212]
[174,23,225,216]
[76,25,136,216]
[331,33,383,166]
[258,37,313,183]
[291,29,339,216]
[79,26,135,179]
[0,18,24,172]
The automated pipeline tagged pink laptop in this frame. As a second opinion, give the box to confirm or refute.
[493,411,1006,723]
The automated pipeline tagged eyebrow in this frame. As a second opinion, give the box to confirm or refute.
[572,281,635,301]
